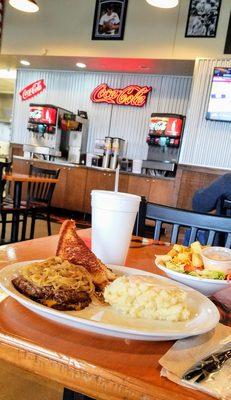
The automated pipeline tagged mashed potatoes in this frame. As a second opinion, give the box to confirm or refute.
[104,275,190,322]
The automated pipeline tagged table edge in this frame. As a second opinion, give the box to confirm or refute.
[0,330,179,400]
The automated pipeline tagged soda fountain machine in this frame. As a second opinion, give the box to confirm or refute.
[23,104,88,163]
[142,113,185,176]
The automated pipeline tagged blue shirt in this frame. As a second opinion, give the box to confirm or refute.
[192,173,231,215]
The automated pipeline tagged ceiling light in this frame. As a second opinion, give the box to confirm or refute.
[20,59,30,66]
[76,62,86,69]
[146,0,178,8]
[9,0,39,13]
[0,69,17,79]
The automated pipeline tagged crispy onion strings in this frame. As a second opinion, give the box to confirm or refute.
[21,257,94,294]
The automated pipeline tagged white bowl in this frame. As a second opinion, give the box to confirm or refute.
[201,247,231,274]
[155,257,230,297]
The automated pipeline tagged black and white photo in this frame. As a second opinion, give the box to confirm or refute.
[185,0,222,38]
[224,12,231,54]
[92,0,128,40]
[0,0,4,50]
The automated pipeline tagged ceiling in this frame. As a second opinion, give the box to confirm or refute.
[2,0,230,61]
[0,54,195,75]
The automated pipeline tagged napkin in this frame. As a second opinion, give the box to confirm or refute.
[159,323,231,399]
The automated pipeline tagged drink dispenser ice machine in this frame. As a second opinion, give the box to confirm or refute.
[142,113,185,176]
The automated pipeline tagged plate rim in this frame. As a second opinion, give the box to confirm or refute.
[0,260,220,339]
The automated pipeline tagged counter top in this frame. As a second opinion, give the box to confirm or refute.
[13,156,177,181]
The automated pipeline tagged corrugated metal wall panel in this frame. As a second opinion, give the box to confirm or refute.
[109,74,163,159]
[77,72,122,152]
[12,69,191,160]
[158,76,192,115]
[180,58,231,169]
[110,74,191,159]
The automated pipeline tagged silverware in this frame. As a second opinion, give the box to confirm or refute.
[182,346,231,383]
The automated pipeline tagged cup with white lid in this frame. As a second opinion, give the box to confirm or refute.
[91,190,141,265]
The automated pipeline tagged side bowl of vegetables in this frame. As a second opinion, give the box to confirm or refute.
[155,242,230,297]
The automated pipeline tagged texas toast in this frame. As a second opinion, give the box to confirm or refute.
[56,220,116,289]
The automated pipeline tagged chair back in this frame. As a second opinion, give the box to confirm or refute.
[135,201,231,248]
[0,162,11,207]
[220,196,231,217]
[27,165,60,206]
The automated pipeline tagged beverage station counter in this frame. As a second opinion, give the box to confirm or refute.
[12,156,228,214]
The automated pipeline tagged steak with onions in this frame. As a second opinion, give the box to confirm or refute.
[12,275,91,311]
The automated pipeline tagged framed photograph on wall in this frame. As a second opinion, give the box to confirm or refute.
[224,12,231,53]
[92,0,128,40]
[0,0,4,50]
[185,0,222,38]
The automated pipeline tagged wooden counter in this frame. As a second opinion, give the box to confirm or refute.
[0,230,217,400]
[12,156,230,213]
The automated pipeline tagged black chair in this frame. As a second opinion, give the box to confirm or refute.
[23,165,60,239]
[0,162,26,244]
[0,161,11,201]
[221,196,231,217]
[63,388,93,400]
[134,200,231,248]
[0,162,11,242]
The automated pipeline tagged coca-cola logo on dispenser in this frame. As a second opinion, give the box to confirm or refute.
[19,79,46,101]
[91,83,152,107]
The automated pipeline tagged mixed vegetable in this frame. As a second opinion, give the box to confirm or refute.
[159,241,230,280]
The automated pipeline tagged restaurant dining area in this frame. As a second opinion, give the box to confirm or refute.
[0,0,231,399]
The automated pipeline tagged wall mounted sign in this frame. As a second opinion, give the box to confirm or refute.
[91,83,152,107]
[185,0,222,38]
[0,0,4,50]
[92,0,128,40]
[19,79,46,101]
[224,12,231,54]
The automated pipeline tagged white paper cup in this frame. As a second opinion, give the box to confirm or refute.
[91,190,141,265]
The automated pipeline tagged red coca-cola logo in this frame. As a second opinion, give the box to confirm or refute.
[19,79,46,101]
[91,83,152,107]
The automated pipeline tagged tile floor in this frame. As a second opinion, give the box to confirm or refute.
[0,359,63,400]
[0,217,64,400]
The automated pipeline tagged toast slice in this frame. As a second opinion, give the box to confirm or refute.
[56,220,116,289]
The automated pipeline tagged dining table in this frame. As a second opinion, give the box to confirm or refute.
[0,228,230,400]
[3,173,59,243]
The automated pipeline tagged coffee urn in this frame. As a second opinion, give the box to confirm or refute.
[102,137,112,168]
[110,138,125,169]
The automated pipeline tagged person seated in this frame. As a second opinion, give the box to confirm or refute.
[183,174,231,245]
[192,173,231,215]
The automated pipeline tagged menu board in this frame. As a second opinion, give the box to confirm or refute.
[207,67,231,122]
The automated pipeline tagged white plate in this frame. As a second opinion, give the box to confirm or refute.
[0,260,220,341]
[155,256,230,297]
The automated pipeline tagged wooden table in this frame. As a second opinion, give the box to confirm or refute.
[3,173,58,242]
[0,230,225,400]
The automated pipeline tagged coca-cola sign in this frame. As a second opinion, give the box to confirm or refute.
[91,83,152,107]
[19,79,46,101]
